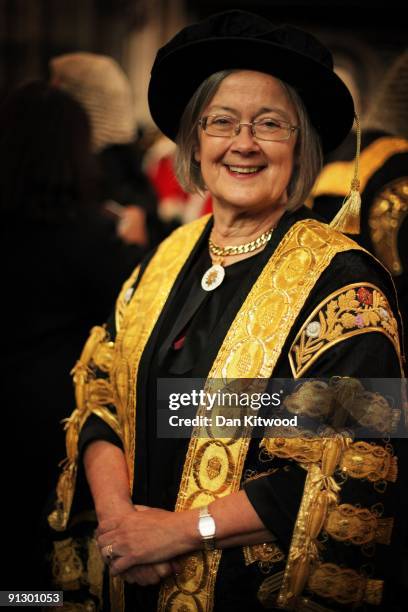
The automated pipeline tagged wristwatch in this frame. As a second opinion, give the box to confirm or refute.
[198,505,216,551]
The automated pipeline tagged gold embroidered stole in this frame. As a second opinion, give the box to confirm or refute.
[108,214,211,610]
[152,220,366,612]
[111,215,211,485]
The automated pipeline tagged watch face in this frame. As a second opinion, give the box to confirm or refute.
[200,515,216,537]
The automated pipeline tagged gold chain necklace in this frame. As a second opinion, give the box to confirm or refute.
[208,227,275,256]
[201,226,275,292]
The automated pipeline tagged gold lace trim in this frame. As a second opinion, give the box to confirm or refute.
[340,441,398,482]
[51,536,104,610]
[257,571,285,608]
[369,177,408,275]
[289,283,400,378]
[48,326,120,532]
[295,598,335,612]
[261,428,352,471]
[242,468,280,484]
[275,435,397,608]
[283,380,335,419]
[276,433,351,609]
[307,563,383,605]
[271,378,399,435]
[244,541,285,572]
[262,435,397,484]
[52,538,83,590]
[261,433,323,464]
[87,537,104,603]
[325,503,394,545]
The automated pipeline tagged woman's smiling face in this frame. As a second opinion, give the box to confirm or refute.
[195,70,299,214]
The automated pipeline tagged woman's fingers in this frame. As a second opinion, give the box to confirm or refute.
[110,554,138,576]
[97,506,189,565]
[121,562,173,585]
[153,562,173,579]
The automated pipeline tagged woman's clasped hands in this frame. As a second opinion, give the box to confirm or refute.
[96,504,195,586]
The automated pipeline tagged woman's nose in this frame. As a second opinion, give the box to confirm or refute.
[231,123,259,152]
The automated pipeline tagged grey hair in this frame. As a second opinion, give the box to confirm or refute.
[175,70,323,211]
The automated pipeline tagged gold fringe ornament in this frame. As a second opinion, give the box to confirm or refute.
[330,113,361,234]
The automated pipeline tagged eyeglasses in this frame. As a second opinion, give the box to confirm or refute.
[199,114,299,142]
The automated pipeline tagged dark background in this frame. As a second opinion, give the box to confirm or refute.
[1,0,406,121]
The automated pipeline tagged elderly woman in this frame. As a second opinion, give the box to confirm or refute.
[49,10,405,612]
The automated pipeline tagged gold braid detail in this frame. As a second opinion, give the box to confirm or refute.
[307,563,383,606]
[51,538,83,590]
[275,432,398,608]
[243,541,285,571]
[276,376,404,436]
[257,571,285,608]
[261,436,397,484]
[289,283,400,378]
[325,503,394,545]
[261,434,323,464]
[340,441,398,482]
[48,326,120,532]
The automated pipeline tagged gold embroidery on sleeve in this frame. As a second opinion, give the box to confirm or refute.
[289,283,400,378]
[261,433,323,464]
[257,571,285,608]
[324,503,394,545]
[243,542,285,571]
[295,598,335,612]
[48,326,120,532]
[285,378,399,434]
[276,435,349,609]
[340,441,398,482]
[51,538,83,590]
[275,435,397,608]
[86,537,105,605]
[283,380,334,419]
[307,563,383,606]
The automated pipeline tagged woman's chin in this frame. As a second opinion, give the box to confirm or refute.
[214,194,283,214]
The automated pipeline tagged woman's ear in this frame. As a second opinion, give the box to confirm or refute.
[193,147,201,163]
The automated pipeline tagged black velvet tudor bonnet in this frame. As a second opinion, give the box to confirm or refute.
[148,10,355,154]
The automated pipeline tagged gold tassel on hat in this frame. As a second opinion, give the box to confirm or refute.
[330,113,361,234]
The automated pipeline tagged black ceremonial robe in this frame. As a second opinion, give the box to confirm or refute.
[48,207,406,612]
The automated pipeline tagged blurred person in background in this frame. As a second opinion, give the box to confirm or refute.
[1,81,149,589]
[144,132,212,223]
[50,51,177,246]
[311,49,408,350]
